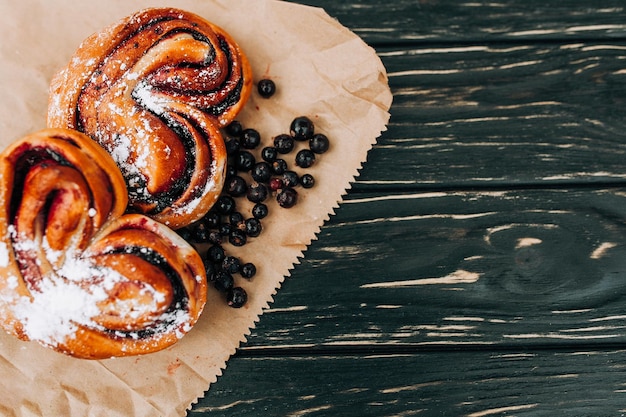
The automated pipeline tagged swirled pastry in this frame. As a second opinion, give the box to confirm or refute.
[47,7,253,229]
[0,128,207,359]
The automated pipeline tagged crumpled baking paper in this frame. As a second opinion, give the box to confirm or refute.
[0,0,392,416]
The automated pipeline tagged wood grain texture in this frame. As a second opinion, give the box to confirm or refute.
[191,349,626,416]
[240,188,626,348]
[292,0,626,44]
[192,188,626,414]
[190,1,626,415]
[357,41,626,190]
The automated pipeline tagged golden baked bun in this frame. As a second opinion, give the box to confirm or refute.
[47,7,253,229]
[0,128,207,359]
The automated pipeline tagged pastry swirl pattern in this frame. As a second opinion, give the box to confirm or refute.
[0,128,207,359]
[47,7,253,229]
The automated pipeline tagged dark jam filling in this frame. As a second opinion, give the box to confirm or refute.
[104,245,190,340]
[146,114,203,214]
[206,76,245,117]
[141,31,244,117]
[167,28,217,64]
[138,31,243,116]
[72,21,241,215]
[203,35,244,117]
[75,14,244,126]
[9,148,85,291]
[9,148,73,221]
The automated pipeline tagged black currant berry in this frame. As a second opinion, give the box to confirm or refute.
[269,177,284,191]
[309,133,330,154]
[227,287,248,308]
[225,163,237,179]
[226,175,248,197]
[252,203,269,219]
[214,270,235,292]
[251,162,272,183]
[203,211,221,228]
[261,146,278,162]
[207,230,222,245]
[192,222,211,242]
[225,121,244,137]
[271,159,288,175]
[277,187,298,208]
[241,129,261,149]
[229,211,245,227]
[234,222,247,234]
[282,170,299,188]
[225,137,240,155]
[219,222,233,236]
[216,195,236,215]
[206,244,225,264]
[274,134,295,154]
[236,150,256,172]
[295,149,316,168]
[245,218,263,237]
[247,182,269,203]
[222,256,241,274]
[300,173,315,188]
[229,229,247,246]
[257,79,276,98]
[215,195,235,214]
[240,263,257,279]
[204,261,217,282]
[290,116,314,141]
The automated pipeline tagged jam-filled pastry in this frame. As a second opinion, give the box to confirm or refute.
[47,7,253,229]
[0,128,207,359]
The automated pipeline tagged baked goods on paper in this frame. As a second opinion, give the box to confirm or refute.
[0,0,392,416]
[48,7,253,229]
[0,128,208,359]
[1,8,253,360]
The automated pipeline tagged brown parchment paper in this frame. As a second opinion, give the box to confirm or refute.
[0,0,392,416]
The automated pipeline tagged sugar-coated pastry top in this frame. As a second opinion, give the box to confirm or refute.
[0,128,207,359]
[48,7,253,229]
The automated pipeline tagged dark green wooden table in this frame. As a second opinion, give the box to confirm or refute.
[191,1,626,415]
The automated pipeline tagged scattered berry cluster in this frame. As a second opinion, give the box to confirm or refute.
[179,79,330,308]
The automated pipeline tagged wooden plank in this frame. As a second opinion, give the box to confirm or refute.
[292,0,626,44]
[187,2,626,416]
[356,41,626,191]
[236,188,626,349]
[190,348,626,416]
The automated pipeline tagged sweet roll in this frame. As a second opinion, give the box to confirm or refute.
[0,128,207,359]
[47,7,253,229]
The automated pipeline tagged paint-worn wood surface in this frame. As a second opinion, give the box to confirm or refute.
[191,1,626,416]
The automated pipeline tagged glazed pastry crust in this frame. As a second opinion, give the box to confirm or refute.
[0,128,207,359]
[47,7,253,229]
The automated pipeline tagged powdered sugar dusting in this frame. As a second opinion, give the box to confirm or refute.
[178,181,215,217]
[133,81,168,116]
[0,241,9,268]
[13,270,108,345]
[107,133,132,163]
[6,275,18,290]
[9,234,116,345]
[7,228,191,349]
[102,133,149,202]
